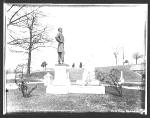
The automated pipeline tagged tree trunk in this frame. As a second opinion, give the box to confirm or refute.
[136,58,137,64]
[115,57,117,65]
[27,48,31,75]
[27,29,32,75]
[123,51,124,65]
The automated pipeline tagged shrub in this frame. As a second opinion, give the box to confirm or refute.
[95,70,108,83]
[18,80,37,98]
[108,69,122,96]
[15,64,37,98]
[95,68,123,96]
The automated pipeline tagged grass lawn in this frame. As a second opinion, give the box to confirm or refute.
[6,71,54,84]
[6,83,145,113]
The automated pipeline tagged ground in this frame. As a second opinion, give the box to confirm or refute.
[6,83,145,113]
[6,66,145,113]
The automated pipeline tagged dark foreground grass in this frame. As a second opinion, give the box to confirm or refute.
[6,83,145,113]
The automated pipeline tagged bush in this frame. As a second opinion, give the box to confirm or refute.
[14,64,38,98]
[18,80,37,98]
[95,68,123,96]
[108,69,122,96]
[95,70,108,83]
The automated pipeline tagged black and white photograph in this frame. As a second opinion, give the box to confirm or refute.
[3,3,147,114]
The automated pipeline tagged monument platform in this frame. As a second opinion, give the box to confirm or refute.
[46,85,69,94]
[69,85,105,94]
[46,85,105,94]
[46,64,105,94]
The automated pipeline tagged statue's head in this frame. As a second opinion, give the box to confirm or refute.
[58,27,62,33]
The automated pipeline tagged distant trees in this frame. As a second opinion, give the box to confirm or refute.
[113,50,119,65]
[122,48,125,65]
[133,52,143,64]
[6,5,53,75]
[112,47,144,65]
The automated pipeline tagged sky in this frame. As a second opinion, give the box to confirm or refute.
[4,4,148,71]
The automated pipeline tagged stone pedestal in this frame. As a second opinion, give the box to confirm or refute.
[46,64,70,94]
[53,64,70,86]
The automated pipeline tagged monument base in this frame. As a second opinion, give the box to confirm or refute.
[69,85,105,94]
[46,85,105,94]
[46,64,70,94]
[46,85,69,94]
[46,64,105,94]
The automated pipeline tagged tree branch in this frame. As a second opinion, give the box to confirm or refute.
[9,5,25,25]
[32,28,46,38]
[7,5,15,12]
[10,18,28,26]
[31,45,57,51]
[7,7,39,27]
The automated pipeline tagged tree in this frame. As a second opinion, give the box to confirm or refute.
[41,61,47,71]
[79,62,82,68]
[122,48,124,65]
[113,51,119,65]
[95,68,123,96]
[6,5,53,75]
[133,52,143,64]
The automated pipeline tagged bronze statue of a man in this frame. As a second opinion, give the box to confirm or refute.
[55,28,64,64]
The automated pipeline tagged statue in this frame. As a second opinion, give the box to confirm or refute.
[55,28,64,64]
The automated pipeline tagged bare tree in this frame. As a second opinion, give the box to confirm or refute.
[6,5,53,75]
[113,50,119,65]
[122,48,124,65]
[133,52,143,64]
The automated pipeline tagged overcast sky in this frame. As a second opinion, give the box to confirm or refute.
[5,4,147,71]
